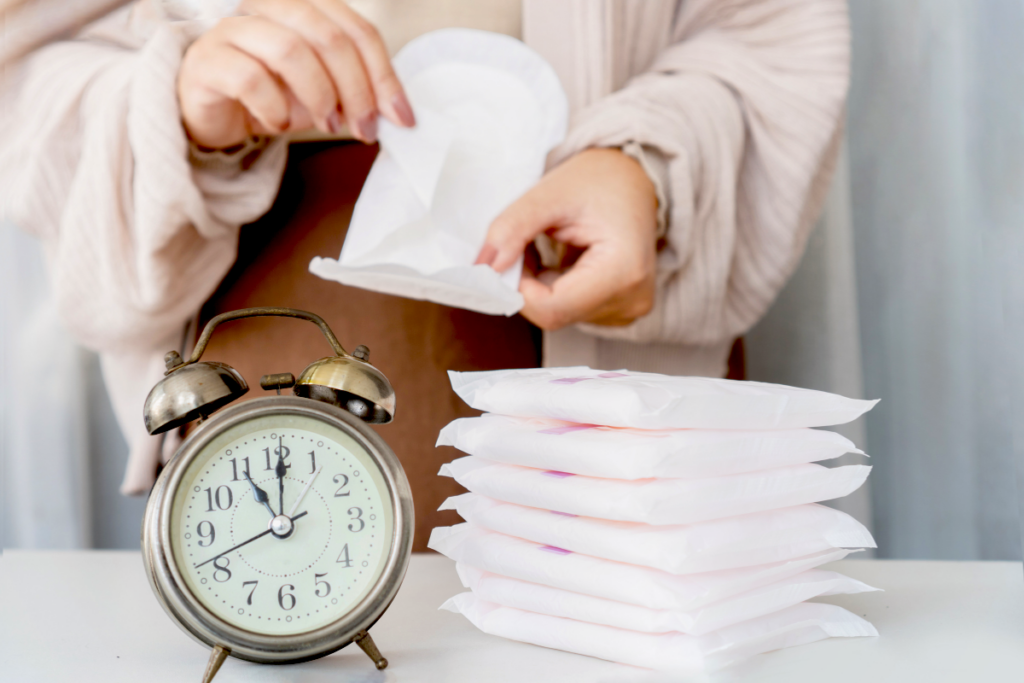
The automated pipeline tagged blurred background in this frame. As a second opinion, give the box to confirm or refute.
[3,0,1023,559]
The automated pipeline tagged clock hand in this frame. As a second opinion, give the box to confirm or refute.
[242,471,276,519]
[287,465,322,518]
[275,435,289,515]
[194,511,309,568]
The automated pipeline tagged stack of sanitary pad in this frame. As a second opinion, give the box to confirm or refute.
[429,367,881,674]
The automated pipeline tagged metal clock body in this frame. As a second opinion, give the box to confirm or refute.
[138,308,412,681]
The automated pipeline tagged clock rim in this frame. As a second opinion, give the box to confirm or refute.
[142,396,414,663]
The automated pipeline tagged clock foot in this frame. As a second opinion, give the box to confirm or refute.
[353,630,388,670]
[201,645,230,683]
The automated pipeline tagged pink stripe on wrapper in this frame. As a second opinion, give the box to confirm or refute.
[550,372,628,385]
[550,510,578,517]
[541,471,574,478]
[537,424,598,435]
[539,545,572,555]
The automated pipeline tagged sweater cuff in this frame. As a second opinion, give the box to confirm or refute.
[619,140,671,241]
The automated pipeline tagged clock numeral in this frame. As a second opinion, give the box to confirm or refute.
[265,443,291,471]
[314,573,331,598]
[242,580,258,606]
[347,506,365,532]
[204,485,233,512]
[333,474,350,497]
[197,520,216,547]
[213,557,232,583]
[337,543,353,568]
[229,457,250,482]
[308,450,316,474]
[278,584,296,611]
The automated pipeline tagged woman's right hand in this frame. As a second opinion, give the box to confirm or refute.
[177,0,415,150]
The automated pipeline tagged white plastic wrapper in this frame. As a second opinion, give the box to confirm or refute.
[440,493,876,574]
[441,592,878,673]
[309,29,568,315]
[437,414,863,479]
[440,457,871,526]
[428,524,857,611]
[456,564,879,636]
[448,367,878,429]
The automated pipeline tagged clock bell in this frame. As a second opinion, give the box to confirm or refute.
[143,307,396,435]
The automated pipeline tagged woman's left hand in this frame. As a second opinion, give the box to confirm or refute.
[476,148,659,330]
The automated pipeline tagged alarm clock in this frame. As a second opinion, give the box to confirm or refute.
[140,307,413,683]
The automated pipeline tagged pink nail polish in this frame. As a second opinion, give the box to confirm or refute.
[475,243,498,267]
[359,113,378,143]
[328,111,344,135]
[392,92,416,127]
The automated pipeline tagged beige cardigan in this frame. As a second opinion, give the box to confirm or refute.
[0,0,849,494]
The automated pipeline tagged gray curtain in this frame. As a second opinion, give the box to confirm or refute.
[848,0,1022,560]
[751,0,1023,561]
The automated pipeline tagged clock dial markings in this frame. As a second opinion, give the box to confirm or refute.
[171,421,390,636]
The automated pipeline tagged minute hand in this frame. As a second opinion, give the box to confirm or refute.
[275,436,289,515]
[194,511,308,569]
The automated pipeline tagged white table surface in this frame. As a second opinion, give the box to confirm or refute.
[2,551,1023,682]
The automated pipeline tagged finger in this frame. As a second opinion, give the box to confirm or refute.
[242,0,378,140]
[190,42,292,134]
[519,254,622,330]
[307,0,415,127]
[481,183,569,273]
[217,15,339,134]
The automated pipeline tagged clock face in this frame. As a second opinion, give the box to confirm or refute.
[168,411,395,637]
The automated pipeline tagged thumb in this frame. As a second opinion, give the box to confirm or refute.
[476,183,565,273]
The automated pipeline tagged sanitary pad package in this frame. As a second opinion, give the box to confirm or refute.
[428,524,855,611]
[456,564,878,636]
[435,366,880,672]
[438,414,863,479]
[440,493,875,574]
[440,457,871,526]
[448,367,878,430]
[443,593,878,674]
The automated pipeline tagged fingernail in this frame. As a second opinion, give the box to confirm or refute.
[392,92,416,127]
[358,113,378,143]
[328,111,344,135]
[475,243,498,267]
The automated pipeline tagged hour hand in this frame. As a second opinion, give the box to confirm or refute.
[243,471,276,519]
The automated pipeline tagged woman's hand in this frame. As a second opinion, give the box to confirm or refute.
[477,148,659,330]
[178,0,415,150]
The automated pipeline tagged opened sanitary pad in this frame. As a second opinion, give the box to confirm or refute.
[448,367,878,429]
[438,414,863,479]
[310,29,568,314]
[456,564,878,636]
[428,524,856,611]
[441,493,875,574]
[440,457,871,526]
[442,592,878,673]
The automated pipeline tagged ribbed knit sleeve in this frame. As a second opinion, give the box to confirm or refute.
[550,0,849,346]
[0,8,288,355]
